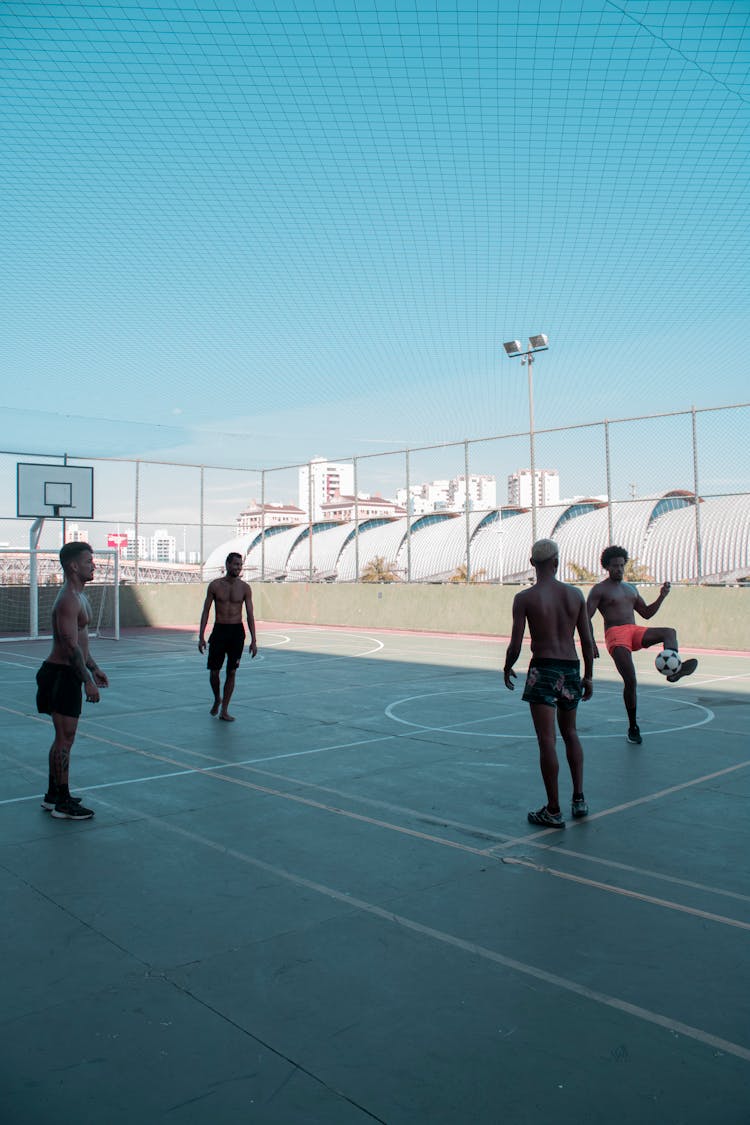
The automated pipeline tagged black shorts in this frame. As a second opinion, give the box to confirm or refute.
[522,658,582,711]
[207,624,245,672]
[36,662,83,719]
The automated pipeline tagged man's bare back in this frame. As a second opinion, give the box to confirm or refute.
[513,579,587,661]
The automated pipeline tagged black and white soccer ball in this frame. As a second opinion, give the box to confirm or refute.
[655,648,681,676]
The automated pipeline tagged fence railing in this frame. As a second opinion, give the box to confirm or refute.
[1,401,748,585]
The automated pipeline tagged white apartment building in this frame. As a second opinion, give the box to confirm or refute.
[64,524,89,543]
[397,475,496,514]
[449,475,497,512]
[299,458,355,520]
[320,494,406,522]
[150,528,177,563]
[507,469,560,507]
[236,500,305,533]
[123,530,148,561]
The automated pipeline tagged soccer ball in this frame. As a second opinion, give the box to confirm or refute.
[655,649,681,676]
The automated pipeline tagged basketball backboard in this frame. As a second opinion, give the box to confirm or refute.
[17,462,94,519]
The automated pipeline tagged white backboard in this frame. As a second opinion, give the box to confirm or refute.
[17,462,94,519]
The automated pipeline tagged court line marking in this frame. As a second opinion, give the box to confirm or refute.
[385,687,715,739]
[8,720,749,910]
[502,858,750,931]
[4,699,750,886]
[487,756,750,850]
[5,711,750,934]
[92,801,750,1066]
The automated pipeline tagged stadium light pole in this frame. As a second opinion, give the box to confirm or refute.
[502,334,549,543]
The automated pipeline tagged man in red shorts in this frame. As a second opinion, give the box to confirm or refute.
[587,545,698,745]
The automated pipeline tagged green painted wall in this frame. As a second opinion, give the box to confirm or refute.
[119,582,749,651]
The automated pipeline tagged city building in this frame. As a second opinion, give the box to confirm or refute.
[299,457,355,520]
[236,500,306,534]
[448,475,497,512]
[397,475,496,514]
[320,493,406,522]
[150,528,177,563]
[123,530,148,561]
[64,524,89,543]
[507,469,560,507]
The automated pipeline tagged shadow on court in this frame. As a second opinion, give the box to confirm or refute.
[1,625,749,1124]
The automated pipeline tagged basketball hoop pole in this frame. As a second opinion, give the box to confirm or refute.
[29,517,44,639]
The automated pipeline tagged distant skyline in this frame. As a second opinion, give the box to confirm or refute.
[2,3,749,481]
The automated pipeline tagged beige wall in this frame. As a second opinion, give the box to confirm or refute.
[119,582,749,651]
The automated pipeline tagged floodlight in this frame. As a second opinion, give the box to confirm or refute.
[529,334,548,349]
[503,340,522,357]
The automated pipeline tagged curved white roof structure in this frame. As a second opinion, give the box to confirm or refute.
[337,517,409,581]
[205,492,750,586]
[396,513,484,581]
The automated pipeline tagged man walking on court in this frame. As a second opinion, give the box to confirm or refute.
[198,552,257,721]
[587,545,698,745]
[504,539,594,828]
[36,541,109,820]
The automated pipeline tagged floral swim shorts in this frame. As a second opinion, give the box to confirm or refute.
[522,658,582,711]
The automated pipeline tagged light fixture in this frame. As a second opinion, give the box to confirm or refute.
[503,340,522,357]
[528,334,548,350]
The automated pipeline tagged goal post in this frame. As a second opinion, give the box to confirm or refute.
[0,547,120,641]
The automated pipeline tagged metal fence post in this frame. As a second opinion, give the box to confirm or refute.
[199,466,204,578]
[692,406,703,583]
[134,460,140,585]
[604,419,613,544]
[405,449,411,582]
[308,461,314,581]
[353,457,359,582]
[464,440,471,582]
[261,470,266,580]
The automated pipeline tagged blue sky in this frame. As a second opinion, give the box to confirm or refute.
[2,0,749,494]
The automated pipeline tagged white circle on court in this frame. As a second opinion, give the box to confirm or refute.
[384,686,714,739]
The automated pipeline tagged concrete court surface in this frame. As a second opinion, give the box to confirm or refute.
[1,622,749,1125]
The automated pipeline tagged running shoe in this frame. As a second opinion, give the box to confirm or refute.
[627,725,642,745]
[51,798,94,820]
[571,796,589,819]
[667,658,698,683]
[527,806,565,829]
[41,790,82,811]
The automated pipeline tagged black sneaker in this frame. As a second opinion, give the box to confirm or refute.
[51,798,94,820]
[42,791,82,811]
[571,796,589,819]
[627,725,642,745]
[527,805,565,829]
[667,657,698,683]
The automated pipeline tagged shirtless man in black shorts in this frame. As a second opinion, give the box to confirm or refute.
[198,552,257,721]
[586,545,698,745]
[36,541,109,820]
[503,539,594,828]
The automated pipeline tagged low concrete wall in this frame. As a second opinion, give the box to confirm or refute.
[118,582,749,651]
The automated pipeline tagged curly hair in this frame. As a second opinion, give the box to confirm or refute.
[600,545,628,568]
[59,541,93,570]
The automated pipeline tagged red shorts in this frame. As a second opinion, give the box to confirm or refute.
[605,624,648,656]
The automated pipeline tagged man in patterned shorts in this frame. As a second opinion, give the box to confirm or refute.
[504,539,594,829]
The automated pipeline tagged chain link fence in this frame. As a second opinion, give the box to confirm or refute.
[1,402,748,586]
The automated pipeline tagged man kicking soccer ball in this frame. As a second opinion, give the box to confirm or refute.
[587,545,698,745]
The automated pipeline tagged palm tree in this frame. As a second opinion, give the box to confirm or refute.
[567,561,597,582]
[449,563,488,584]
[360,556,401,583]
